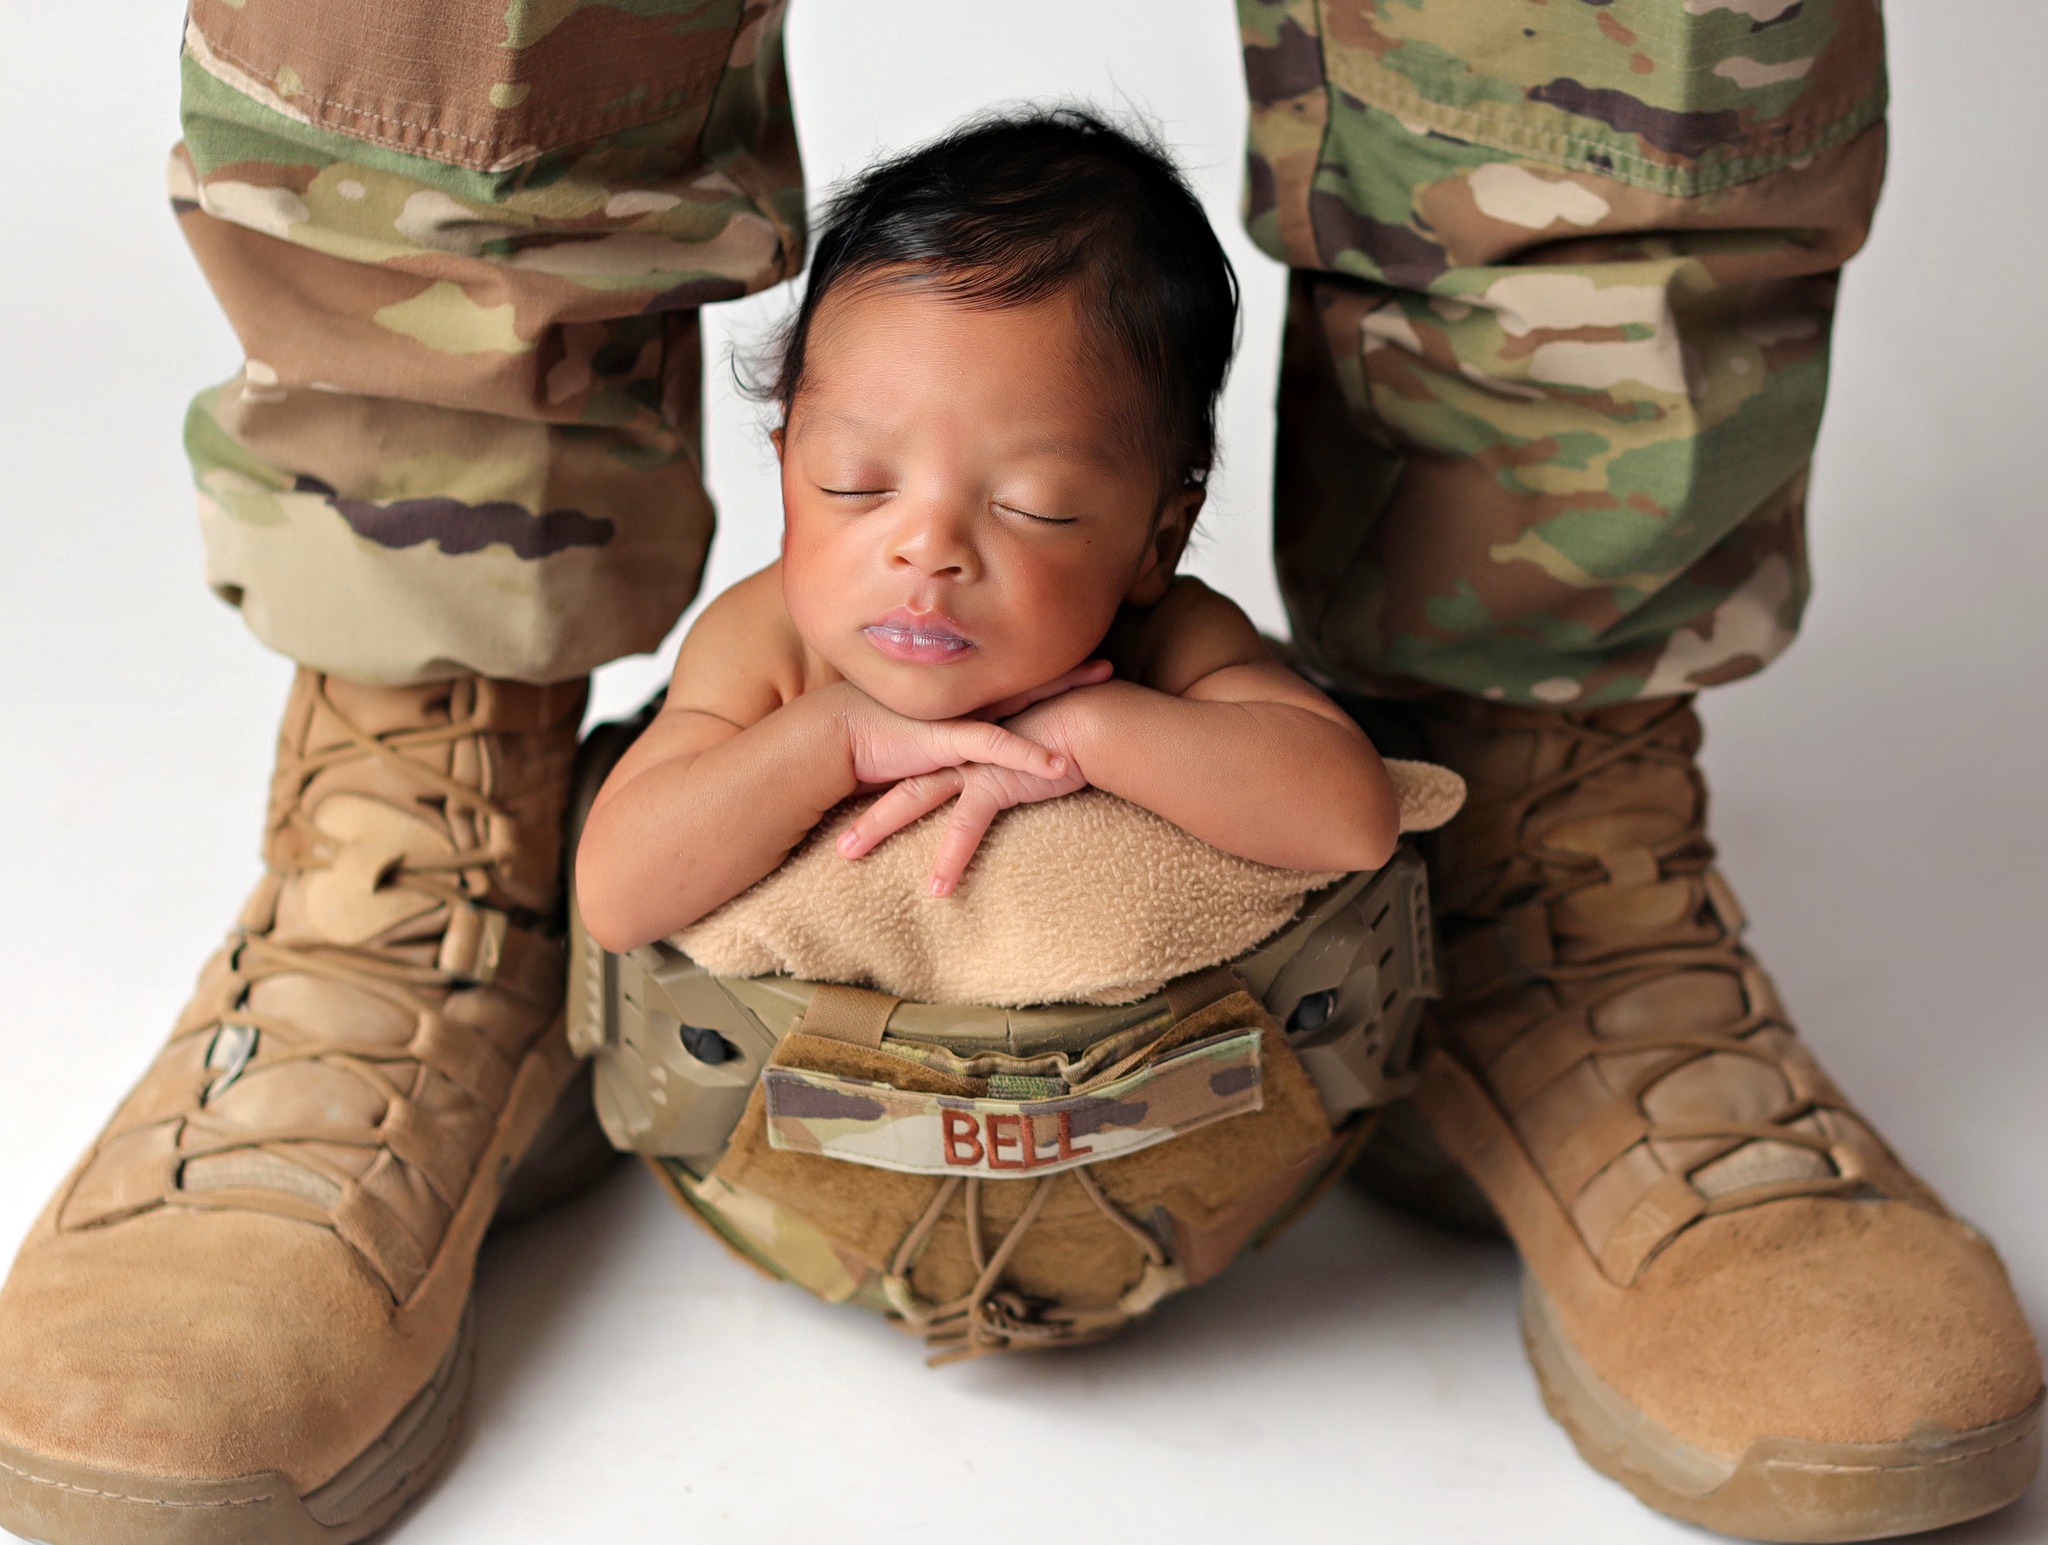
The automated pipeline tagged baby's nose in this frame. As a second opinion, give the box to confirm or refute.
[887,503,981,580]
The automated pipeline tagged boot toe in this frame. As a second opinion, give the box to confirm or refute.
[0,1209,434,1494]
[1526,1198,2044,1540]
[1599,1198,2044,1457]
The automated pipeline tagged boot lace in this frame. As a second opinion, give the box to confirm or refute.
[140,681,541,1297]
[1437,699,1897,1273]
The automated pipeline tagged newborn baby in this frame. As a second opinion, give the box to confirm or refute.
[576,109,1398,954]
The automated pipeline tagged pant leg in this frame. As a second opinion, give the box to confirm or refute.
[173,0,802,685]
[1238,0,1886,708]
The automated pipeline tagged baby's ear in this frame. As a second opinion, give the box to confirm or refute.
[769,425,787,460]
[1125,485,1204,605]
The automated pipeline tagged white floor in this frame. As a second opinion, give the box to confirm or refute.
[2,4,2045,1542]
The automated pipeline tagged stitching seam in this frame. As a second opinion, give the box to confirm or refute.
[1333,74,1886,195]
[1307,0,1338,227]
[197,28,728,165]
[198,31,495,149]
[1760,1426,2044,1478]
[0,1455,275,1510]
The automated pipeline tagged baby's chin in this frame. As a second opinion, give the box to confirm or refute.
[834,657,1027,723]
[859,676,999,723]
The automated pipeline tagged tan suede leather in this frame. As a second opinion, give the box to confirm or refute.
[0,671,586,1543]
[1411,694,2043,1540]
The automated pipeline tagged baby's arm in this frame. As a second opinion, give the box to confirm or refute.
[574,571,1068,952]
[840,581,1400,883]
[1034,612,1400,871]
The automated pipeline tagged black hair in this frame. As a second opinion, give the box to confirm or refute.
[764,106,1240,496]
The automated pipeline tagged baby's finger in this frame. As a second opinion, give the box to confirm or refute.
[967,688,1034,723]
[838,773,960,859]
[938,720,1066,781]
[973,660,1112,722]
[1059,658,1116,692]
[1005,659,1113,716]
[928,782,1003,897]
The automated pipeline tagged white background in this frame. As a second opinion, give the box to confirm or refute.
[2,3,2045,1541]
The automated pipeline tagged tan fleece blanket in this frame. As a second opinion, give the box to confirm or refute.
[673,758,1464,1009]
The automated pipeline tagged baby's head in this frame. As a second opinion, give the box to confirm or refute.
[768,108,1238,721]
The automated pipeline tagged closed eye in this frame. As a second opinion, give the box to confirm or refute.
[996,503,1078,526]
[819,486,890,499]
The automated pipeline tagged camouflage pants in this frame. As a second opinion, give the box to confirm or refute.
[176,0,1885,706]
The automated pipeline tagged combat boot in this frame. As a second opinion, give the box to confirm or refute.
[0,669,591,1545]
[1406,693,2042,1542]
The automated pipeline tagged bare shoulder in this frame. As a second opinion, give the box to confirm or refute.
[1124,576,1270,697]
[1133,577,1351,720]
[667,562,805,727]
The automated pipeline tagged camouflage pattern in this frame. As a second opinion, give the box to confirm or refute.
[173,0,801,683]
[653,1160,893,1309]
[761,1030,1265,1177]
[641,988,1345,1351]
[1241,0,1887,706]
[170,0,1886,702]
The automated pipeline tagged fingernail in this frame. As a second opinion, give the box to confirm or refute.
[930,877,949,897]
[1047,756,1066,775]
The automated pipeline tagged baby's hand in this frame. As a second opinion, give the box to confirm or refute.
[836,756,1089,896]
[966,659,1112,723]
[836,663,1108,895]
[835,684,1068,789]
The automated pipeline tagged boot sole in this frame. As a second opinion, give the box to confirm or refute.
[1416,1047,2044,1541]
[0,1305,473,1545]
[1523,1276,2043,1542]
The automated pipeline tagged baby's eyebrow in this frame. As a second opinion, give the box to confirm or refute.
[792,402,876,434]
[1003,434,1125,471]
[797,407,1125,473]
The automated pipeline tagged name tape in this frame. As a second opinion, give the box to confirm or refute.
[763,1030,1264,1178]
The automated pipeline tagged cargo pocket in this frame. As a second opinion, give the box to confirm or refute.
[184,0,767,172]
[1242,0,1885,278]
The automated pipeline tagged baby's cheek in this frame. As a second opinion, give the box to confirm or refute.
[1019,583,1122,674]
[781,551,854,650]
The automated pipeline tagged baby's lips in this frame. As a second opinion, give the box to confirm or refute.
[862,621,974,664]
